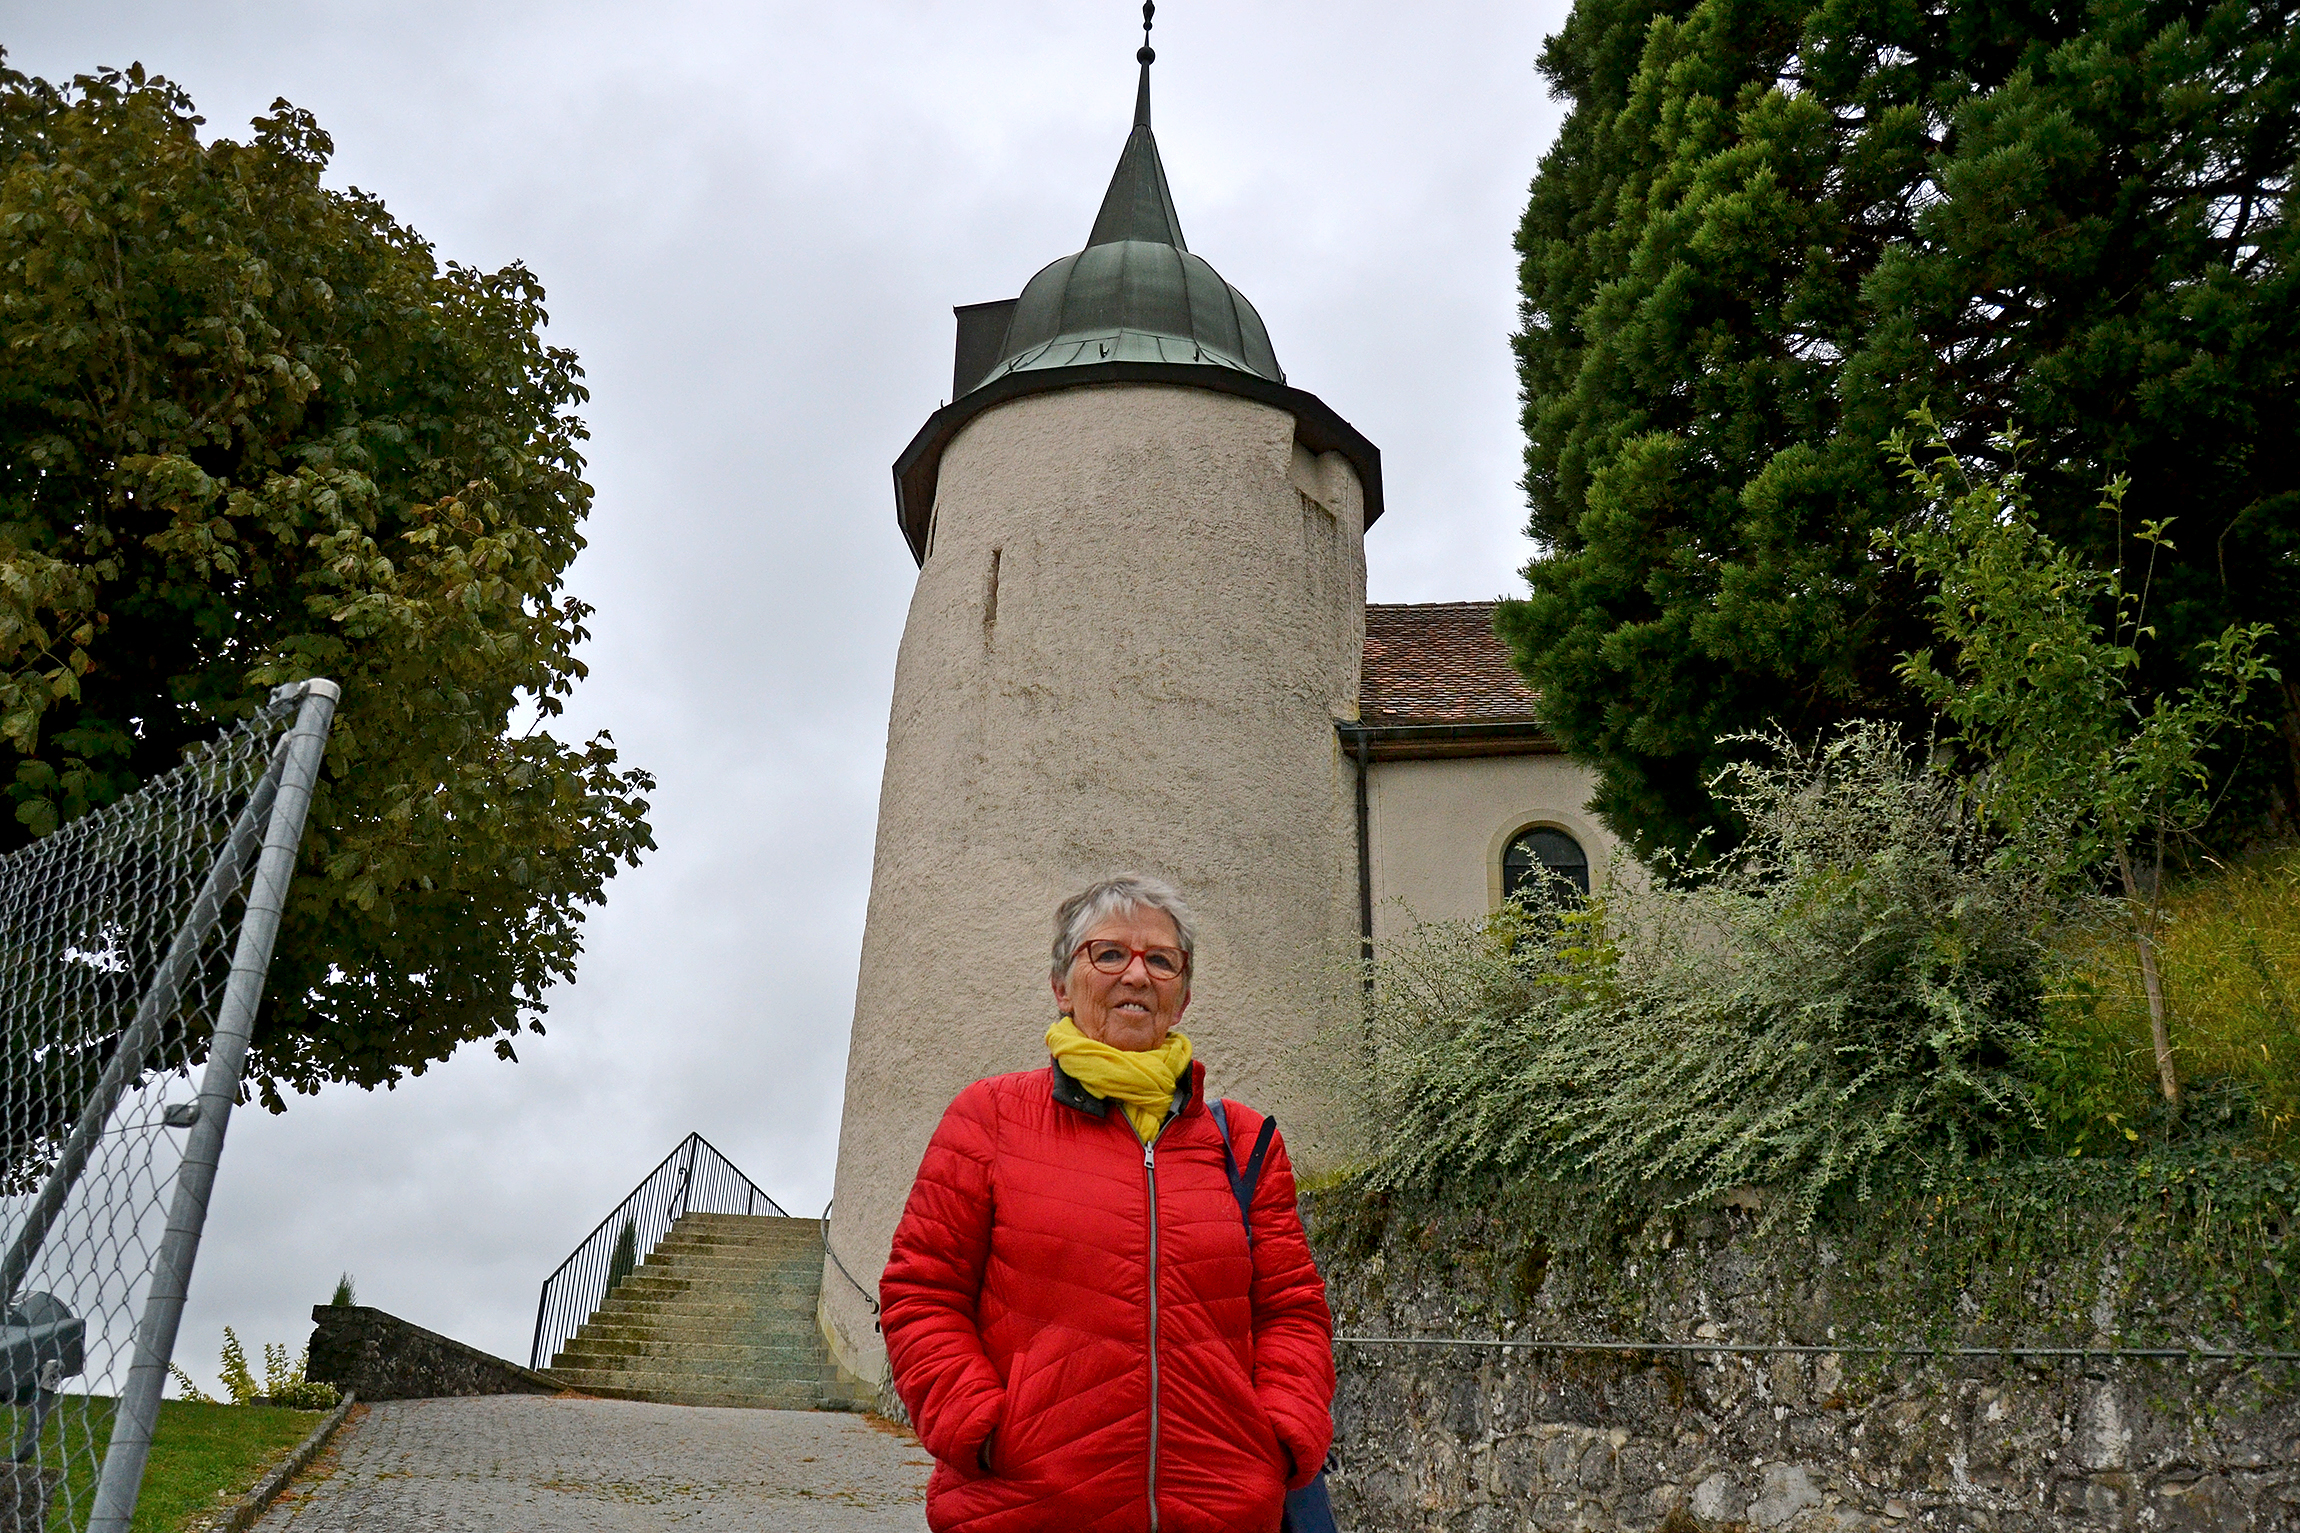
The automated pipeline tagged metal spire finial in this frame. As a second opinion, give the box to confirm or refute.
[1131,2,1155,129]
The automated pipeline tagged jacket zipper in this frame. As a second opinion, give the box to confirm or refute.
[1142,1109,1176,1533]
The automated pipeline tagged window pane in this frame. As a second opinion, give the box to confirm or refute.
[1503,826,1589,900]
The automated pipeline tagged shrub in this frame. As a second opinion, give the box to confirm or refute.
[1362,722,2065,1227]
[330,1272,356,1307]
[606,1219,637,1291]
[219,1328,257,1405]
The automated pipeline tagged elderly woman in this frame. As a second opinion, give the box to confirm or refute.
[879,874,1335,1533]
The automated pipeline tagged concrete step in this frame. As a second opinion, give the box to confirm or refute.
[580,1318,821,1345]
[548,1375,872,1412]
[570,1317,827,1345]
[603,1280,822,1307]
[552,1333,841,1369]
[584,1307,819,1335]
[670,1213,815,1228]
[611,1267,824,1292]
[590,1296,819,1324]
[623,1248,822,1271]
[653,1225,820,1244]
[627,1256,821,1279]
[643,1234,819,1252]
[636,1239,819,1259]
[651,1224,820,1248]
[546,1357,857,1390]
[598,1281,821,1305]
[545,1361,862,1392]
[552,1333,841,1360]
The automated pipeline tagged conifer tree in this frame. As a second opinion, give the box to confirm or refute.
[1502,0,2299,858]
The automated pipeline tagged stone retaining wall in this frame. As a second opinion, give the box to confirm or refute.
[305,1304,559,1402]
[1304,1195,2300,1531]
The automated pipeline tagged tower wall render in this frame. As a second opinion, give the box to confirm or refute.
[822,383,1366,1383]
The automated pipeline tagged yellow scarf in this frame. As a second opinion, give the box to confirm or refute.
[1046,1017,1193,1143]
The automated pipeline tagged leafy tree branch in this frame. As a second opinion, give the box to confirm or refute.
[0,57,654,1103]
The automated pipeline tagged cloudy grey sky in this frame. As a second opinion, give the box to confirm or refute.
[5,1,1567,1390]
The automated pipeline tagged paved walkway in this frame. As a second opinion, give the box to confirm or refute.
[254,1396,931,1531]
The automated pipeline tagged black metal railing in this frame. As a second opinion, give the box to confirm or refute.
[528,1133,787,1369]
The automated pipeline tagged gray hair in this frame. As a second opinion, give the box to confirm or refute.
[1051,874,1199,981]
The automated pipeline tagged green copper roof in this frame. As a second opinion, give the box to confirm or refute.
[957,60,1282,395]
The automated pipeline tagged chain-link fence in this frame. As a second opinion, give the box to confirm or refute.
[0,680,337,1532]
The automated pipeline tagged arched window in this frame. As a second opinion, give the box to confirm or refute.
[1503,825,1589,901]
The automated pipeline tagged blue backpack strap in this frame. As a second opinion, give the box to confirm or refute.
[1213,1100,1336,1531]
[1209,1098,1280,1247]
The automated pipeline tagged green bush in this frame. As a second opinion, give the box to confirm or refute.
[1362,723,2064,1227]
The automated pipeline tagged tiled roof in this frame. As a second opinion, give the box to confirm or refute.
[1360,602,1546,726]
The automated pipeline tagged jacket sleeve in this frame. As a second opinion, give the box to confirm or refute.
[879,1082,1006,1471]
[1246,1126,1335,1489]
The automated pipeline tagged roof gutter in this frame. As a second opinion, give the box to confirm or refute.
[1336,719,1558,762]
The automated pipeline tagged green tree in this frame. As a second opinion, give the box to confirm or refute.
[1500,0,2300,860]
[0,60,654,1105]
[1886,412,2276,1107]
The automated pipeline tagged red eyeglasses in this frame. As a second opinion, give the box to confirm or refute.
[1073,940,1189,981]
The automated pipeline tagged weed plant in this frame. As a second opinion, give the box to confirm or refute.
[169,1329,337,1410]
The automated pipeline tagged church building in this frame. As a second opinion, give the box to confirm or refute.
[821,38,1614,1387]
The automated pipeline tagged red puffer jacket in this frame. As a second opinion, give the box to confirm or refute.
[881,1058,1334,1533]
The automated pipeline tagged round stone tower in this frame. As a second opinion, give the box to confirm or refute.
[821,41,1384,1385]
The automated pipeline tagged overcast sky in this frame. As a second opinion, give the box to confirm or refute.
[5,1,1568,1392]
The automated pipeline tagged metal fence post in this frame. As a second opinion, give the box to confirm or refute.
[86,680,339,1532]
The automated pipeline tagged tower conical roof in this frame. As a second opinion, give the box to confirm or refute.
[1086,67,1186,248]
[958,59,1282,395]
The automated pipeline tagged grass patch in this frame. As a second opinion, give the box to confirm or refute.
[5,1395,325,1531]
[2043,846,2300,1149]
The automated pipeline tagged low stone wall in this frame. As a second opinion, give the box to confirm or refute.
[1304,1195,2300,1532]
[305,1305,559,1402]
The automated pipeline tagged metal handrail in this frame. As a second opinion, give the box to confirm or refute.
[820,1199,881,1329]
[528,1133,787,1370]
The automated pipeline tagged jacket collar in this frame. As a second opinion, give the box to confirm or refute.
[1049,1057,1202,1122]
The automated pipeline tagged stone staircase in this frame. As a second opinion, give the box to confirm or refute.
[543,1212,875,1410]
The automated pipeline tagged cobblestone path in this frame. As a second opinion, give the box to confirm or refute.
[253,1396,931,1531]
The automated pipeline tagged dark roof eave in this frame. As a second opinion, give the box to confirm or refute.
[1336,718,1559,761]
[892,361,1385,566]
